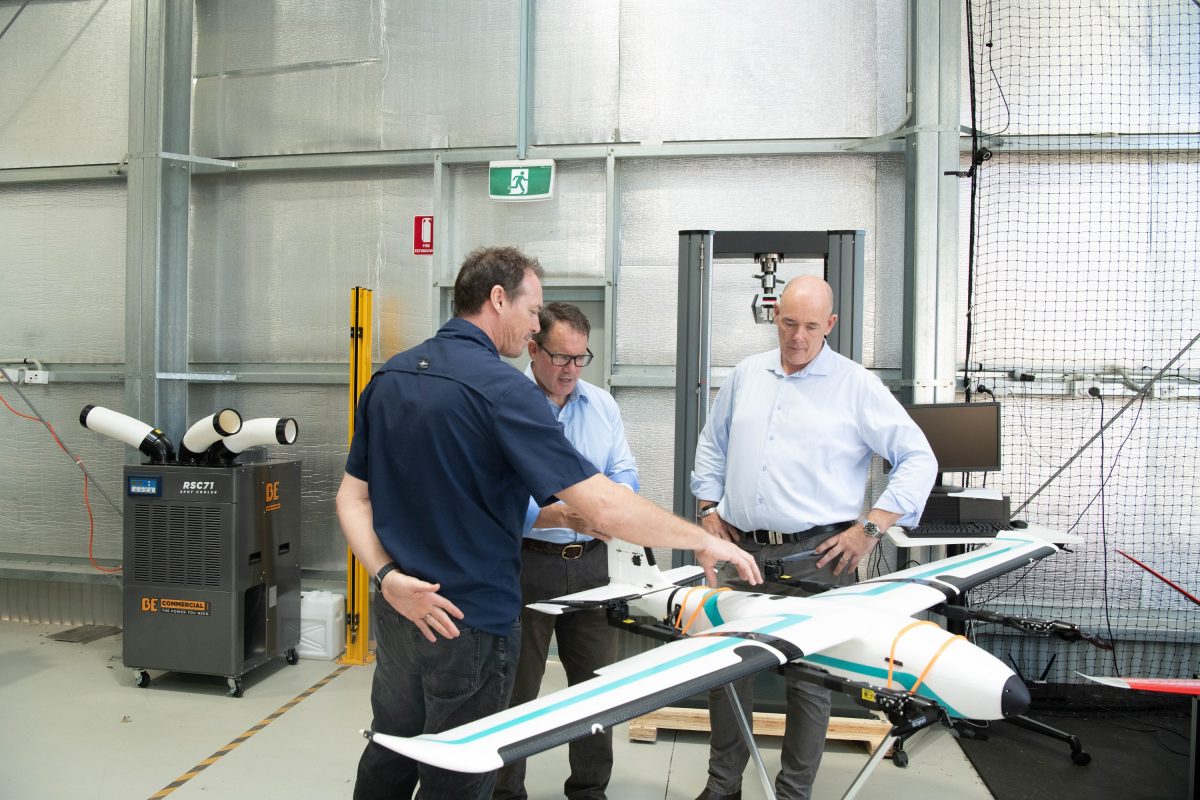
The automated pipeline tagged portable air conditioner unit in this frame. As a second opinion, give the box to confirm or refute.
[121,460,302,697]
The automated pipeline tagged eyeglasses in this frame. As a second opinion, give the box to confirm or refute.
[542,348,594,367]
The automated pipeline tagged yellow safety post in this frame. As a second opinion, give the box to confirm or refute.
[340,286,376,665]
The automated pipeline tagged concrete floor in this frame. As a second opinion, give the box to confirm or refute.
[0,620,993,799]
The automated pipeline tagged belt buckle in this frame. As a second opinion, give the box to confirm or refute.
[561,543,585,559]
[766,530,785,545]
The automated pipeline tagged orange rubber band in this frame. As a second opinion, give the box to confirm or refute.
[910,634,967,696]
[887,620,940,688]
[679,587,731,635]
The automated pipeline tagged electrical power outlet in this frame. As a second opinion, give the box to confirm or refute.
[1154,382,1179,400]
[23,370,48,384]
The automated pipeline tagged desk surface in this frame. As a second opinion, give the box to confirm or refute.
[886,522,1083,548]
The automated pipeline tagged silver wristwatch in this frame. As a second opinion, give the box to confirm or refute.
[861,520,883,539]
[698,505,719,519]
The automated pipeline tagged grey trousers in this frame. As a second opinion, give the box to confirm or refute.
[702,533,857,800]
[492,542,616,800]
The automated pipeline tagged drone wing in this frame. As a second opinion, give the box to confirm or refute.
[818,530,1059,617]
[366,609,852,773]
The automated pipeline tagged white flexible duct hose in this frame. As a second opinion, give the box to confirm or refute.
[179,408,242,461]
[79,405,175,464]
[207,417,298,464]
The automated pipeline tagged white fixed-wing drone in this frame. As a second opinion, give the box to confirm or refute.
[365,529,1106,790]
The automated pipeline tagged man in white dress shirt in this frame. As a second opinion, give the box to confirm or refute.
[689,275,937,800]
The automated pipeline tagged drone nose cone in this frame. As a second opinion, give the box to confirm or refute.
[1000,674,1031,717]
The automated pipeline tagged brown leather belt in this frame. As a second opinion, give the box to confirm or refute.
[744,520,856,545]
[521,538,603,560]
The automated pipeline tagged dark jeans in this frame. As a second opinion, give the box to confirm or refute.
[354,597,520,800]
[492,542,616,800]
[702,533,857,800]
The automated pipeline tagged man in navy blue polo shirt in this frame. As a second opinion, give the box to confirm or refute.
[337,246,761,800]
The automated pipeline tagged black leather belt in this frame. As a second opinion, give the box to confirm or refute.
[744,520,856,545]
[521,538,602,559]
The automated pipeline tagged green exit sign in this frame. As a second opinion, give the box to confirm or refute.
[488,159,555,201]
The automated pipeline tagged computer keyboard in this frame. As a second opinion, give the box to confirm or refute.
[904,520,1015,538]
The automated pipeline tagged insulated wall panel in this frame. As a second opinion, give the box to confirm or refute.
[615,156,887,367]
[379,173,438,357]
[0,384,125,559]
[446,161,607,281]
[378,0,520,150]
[532,0,619,145]
[871,155,906,369]
[617,0,906,143]
[194,0,381,75]
[612,387,674,513]
[0,182,126,362]
[193,0,383,156]
[189,170,388,363]
[189,383,347,572]
[0,0,129,168]
[193,63,383,158]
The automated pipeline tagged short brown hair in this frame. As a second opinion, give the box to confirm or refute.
[533,302,591,347]
[452,247,544,316]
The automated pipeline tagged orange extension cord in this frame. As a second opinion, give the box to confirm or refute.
[1,391,121,574]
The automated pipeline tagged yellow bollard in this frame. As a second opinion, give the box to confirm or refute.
[340,286,376,666]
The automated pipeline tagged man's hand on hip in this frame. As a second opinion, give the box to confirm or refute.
[700,508,741,543]
[380,571,465,643]
[815,524,881,577]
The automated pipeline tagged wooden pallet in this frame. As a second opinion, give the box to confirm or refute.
[628,707,892,753]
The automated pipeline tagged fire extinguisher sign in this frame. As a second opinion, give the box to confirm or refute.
[414,215,434,255]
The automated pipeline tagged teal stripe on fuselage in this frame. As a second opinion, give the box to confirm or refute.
[446,613,811,744]
[703,593,726,627]
[801,652,963,717]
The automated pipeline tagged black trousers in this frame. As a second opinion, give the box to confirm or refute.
[354,599,520,800]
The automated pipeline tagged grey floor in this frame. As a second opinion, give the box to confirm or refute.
[0,620,993,799]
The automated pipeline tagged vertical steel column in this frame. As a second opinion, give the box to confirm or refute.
[602,151,618,388]
[431,154,448,331]
[673,231,714,523]
[516,0,533,159]
[125,0,194,448]
[900,0,961,404]
[826,230,865,363]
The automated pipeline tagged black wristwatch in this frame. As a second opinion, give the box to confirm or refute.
[373,561,399,591]
[861,520,883,539]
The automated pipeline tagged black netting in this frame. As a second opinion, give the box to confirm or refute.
[961,0,1199,698]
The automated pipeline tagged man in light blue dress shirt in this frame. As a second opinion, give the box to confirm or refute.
[493,302,639,800]
[690,276,937,800]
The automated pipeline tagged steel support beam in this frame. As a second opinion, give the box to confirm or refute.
[900,0,960,404]
[125,0,194,446]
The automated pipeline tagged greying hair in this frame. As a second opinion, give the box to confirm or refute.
[452,246,544,316]
[532,302,591,347]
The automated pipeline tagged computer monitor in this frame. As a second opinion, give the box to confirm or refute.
[903,402,1001,491]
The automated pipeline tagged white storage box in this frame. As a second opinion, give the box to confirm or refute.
[298,590,345,660]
